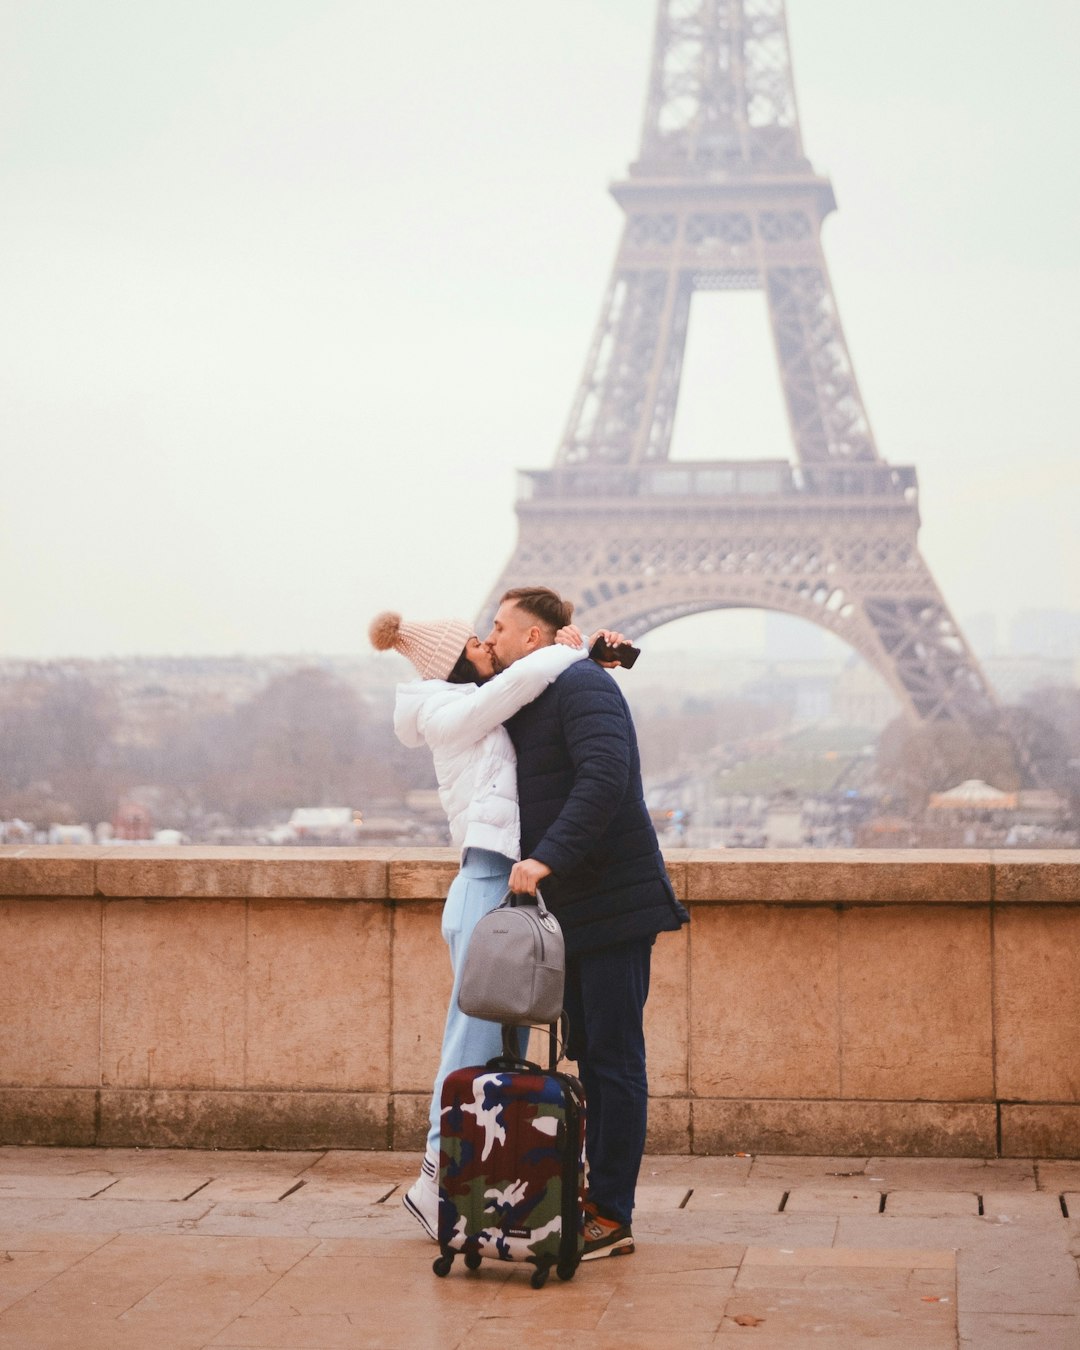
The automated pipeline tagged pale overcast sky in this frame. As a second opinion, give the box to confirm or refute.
[2,0,1078,659]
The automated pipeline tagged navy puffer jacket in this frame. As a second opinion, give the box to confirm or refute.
[505,658,689,956]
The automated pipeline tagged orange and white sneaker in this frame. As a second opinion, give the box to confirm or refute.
[581,1210,634,1260]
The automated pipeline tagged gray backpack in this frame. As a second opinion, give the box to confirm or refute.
[457,889,565,1026]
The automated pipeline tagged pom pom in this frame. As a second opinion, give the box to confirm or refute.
[369,611,402,651]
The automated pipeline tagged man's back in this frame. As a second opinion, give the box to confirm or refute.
[505,660,687,955]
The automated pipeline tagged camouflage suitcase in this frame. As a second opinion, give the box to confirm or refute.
[433,1025,585,1289]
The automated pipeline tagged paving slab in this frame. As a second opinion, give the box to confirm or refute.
[0,1232,116,1314]
[0,1233,319,1350]
[0,1173,120,1201]
[302,1150,420,1183]
[959,1311,1080,1348]
[866,1156,1037,1192]
[0,1196,216,1236]
[630,1184,690,1211]
[102,1174,215,1201]
[683,1187,786,1213]
[746,1155,871,1186]
[277,1177,399,1206]
[632,1209,839,1250]
[0,1149,1073,1349]
[0,1146,325,1177]
[980,1191,1070,1224]
[783,1187,884,1215]
[639,1154,754,1184]
[884,1190,980,1218]
[836,1214,1080,1319]
[1038,1160,1080,1191]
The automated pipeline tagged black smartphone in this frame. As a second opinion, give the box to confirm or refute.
[589,636,641,669]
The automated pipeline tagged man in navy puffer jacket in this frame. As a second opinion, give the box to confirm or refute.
[487,586,689,1261]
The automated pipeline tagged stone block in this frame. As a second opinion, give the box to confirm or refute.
[390,1092,430,1150]
[693,1099,997,1157]
[0,1089,99,1146]
[102,898,247,1089]
[0,848,98,897]
[659,851,689,900]
[994,907,1080,1101]
[389,901,452,1092]
[245,900,392,1091]
[689,906,840,1098]
[838,906,993,1100]
[0,898,102,1086]
[97,1089,390,1149]
[1001,1105,1080,1159]
[95,848,391,900]
[646,1096,691,1154]
[992,852,1080,902]
[387,852,457,900]
[684,850,991,904]
[646,923,689,1095]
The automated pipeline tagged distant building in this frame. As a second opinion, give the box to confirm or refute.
[981,655,1076,703]
[286,808,363,844]
[1009,609,1080,659]
[962,612,998,659]
[113,800,153,840]
[832,660,899,730]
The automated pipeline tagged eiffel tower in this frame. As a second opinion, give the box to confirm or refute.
[481,0,996,725]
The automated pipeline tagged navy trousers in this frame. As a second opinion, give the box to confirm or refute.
[562,935,654,1227]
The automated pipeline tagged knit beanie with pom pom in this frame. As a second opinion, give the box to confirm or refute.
[368,610,473,681]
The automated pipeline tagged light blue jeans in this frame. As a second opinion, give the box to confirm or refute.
[426,848,529,1157]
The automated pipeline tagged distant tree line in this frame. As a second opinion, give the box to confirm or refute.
[2,661,1077,835]
[0,667,433,833]
[875,688,1080,813]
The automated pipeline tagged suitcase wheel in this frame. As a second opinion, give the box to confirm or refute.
[432,1253,453,1278]
[530,1264,550,1290]
[464,1251,482,1271]
[556,1257,577,1282]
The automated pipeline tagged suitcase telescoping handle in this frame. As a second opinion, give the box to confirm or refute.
[491,1015,567,1073]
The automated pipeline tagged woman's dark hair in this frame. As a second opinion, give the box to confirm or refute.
[446,645,483,685]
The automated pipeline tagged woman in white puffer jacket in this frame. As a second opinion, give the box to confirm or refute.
[370,608,588,1241]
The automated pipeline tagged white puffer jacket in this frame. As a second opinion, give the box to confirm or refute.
[393,643,587,860]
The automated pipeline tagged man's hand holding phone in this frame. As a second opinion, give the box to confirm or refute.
[588,630,640,669]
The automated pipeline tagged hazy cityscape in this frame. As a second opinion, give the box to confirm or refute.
[2,607,1076,853]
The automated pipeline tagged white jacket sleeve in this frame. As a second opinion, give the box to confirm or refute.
[418,644,587,750]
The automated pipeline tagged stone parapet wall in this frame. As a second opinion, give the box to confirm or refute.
[1,846,1078,1156]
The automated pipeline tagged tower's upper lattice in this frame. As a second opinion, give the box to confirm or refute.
[636,0,809,176]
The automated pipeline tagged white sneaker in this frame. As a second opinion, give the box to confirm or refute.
[403,1167,439,1242]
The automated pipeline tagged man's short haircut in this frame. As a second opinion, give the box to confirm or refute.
[501,586,574,632]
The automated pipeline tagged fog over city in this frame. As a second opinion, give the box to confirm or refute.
[3,0,1078,663]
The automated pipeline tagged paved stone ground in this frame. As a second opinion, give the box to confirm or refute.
[0,1148,1077,1347]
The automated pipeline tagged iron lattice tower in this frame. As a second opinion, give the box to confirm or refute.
[481,0,995,724]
